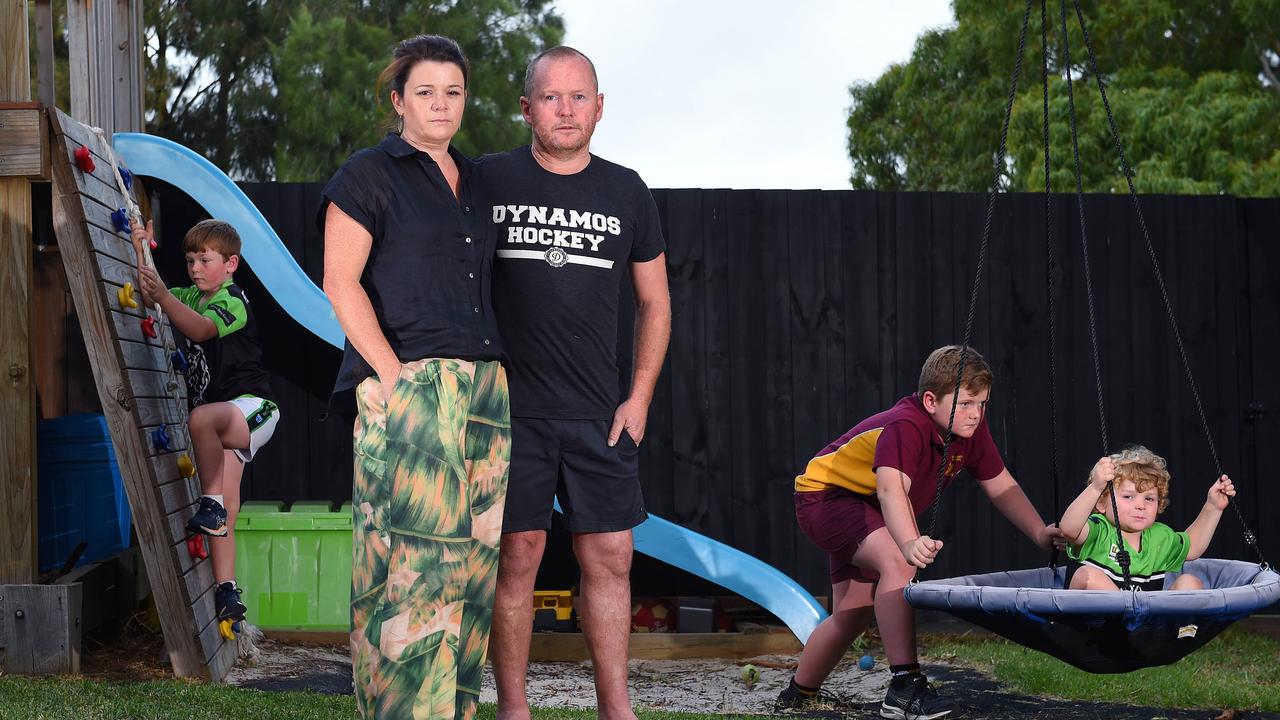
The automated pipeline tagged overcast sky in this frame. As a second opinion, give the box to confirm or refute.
[554,1,956,190]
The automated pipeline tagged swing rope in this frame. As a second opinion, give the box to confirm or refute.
[1057,0,1131,586]
[923,0,1035,550]
[1065,0,1268,570]
[1040,0,1063,573]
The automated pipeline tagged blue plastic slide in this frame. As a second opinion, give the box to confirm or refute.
[114,132,827,643]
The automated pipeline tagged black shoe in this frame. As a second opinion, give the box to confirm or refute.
[880,673,951,720]
[215,581,247,622]
[776,681,851,713]
[187,496,228,537]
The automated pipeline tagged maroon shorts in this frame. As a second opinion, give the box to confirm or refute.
[794,488,885,584]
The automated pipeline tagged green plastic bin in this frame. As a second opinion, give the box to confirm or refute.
[235,500,352,631]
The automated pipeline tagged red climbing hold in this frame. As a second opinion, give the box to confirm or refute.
[74,145,96,173]
[187,534,209,560]
[141,315,158,339]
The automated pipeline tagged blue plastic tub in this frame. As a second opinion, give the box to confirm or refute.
[37,414,132,572]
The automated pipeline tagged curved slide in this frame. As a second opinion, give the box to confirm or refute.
[114,132,827,643]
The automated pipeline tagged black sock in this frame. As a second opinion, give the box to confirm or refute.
[789,677,819,696]
[889,663,921,685]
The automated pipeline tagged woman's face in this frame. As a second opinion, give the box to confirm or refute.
[392,60,466,147]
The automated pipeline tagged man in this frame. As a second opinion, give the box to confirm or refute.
[479,46,671,720]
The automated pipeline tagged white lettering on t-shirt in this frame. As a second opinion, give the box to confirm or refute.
[496,205,622,254]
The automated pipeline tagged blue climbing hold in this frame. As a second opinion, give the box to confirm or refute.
[151,425,171,452]
[171,349,188,372]
[120,167,133,191]
[111,208,131,233]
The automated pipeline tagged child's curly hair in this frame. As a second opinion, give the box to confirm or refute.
[1097,444,1171,513]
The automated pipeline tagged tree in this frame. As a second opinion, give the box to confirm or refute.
[145,1,563,181]
[846,0,1280,196]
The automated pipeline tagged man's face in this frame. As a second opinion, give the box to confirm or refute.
[520,55,603,157]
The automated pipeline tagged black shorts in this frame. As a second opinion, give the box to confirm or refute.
[502,417,647,534]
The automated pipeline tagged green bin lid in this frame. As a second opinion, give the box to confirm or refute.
[235,500,352,530]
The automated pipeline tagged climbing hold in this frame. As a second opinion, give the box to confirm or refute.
[171,349,188,373]
[117,282,139,309]
[858,654,875,671]
[111,208,131,233]
[141,315,158,339]
[120,167,133,191]
[186,534,208,560]
[177,453,195,478]
[151,425,171,452]
[218,618,236,640]
[74,145,95,173]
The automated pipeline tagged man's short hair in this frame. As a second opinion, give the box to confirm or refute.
[1100,444,1171,514]
[523,45,598,98]
[183,219,241,258]
[917,345,993,399]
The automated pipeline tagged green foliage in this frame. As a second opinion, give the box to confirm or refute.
[145,1,564,181]
[847,0,1280,196]
[928,627,1280,711]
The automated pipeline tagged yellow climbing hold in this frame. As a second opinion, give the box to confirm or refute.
[218,618,236,640]
[117,282,139,309]
[177,453,195,478]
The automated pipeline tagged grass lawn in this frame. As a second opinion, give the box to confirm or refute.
[0,676,770,720]
[926,626,1280,712]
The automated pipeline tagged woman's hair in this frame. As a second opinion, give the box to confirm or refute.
[1100,444,1172,514]
[378,34,470,100]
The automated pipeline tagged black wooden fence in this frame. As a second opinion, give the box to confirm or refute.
[150,182,1280,596]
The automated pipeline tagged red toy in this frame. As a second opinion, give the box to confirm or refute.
[141,315,158,338]
[187,534,209,560]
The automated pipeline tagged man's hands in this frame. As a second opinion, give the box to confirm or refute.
[608,397,649,447]
[899,535,943,568]
[1206,475,1235,511]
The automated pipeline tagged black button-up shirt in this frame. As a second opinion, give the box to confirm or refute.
[319,133,501,393]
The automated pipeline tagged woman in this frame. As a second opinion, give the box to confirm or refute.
[320,35,509,720]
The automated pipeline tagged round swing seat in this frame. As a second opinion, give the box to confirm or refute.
[904,558,1280,673]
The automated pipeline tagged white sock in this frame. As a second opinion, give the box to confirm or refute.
[203,494,225,507]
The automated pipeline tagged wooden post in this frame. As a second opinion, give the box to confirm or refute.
[1,0,37,586]
[34,0,53,108]
[112,0,143,133]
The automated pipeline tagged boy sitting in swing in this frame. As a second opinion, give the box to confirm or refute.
[1061,445,1235,591]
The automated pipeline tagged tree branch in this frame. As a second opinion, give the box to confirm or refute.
[1260,50,1280,99]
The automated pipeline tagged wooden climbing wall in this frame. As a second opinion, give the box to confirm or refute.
[45,108,235,681]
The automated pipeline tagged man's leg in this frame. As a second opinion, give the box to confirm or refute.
[793,578,875,688]
[492,530,547,720]
[572,529,635,720]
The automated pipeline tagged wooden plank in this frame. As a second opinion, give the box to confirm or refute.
[0,584,81,675]
[0,175,35,584]
[48,108,216,679]
[528,628,801,662]
[111,0,144,133]
[0,108,46,178]
[758,191,796,577]
[700,189,734,549]
[666,189,710,529]
[35,0,54,107]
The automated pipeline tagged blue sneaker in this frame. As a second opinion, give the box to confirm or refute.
[215,581,247,622]
[187,496,228,537]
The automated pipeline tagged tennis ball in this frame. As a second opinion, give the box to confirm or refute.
[740,663,760,687]
[858,654,875,671]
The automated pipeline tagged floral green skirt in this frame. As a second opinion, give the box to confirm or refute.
[351,358,510,719]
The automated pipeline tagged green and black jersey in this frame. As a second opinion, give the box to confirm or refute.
[171,279,274,407]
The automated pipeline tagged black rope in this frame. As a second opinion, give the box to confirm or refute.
[1059,0,1129,585]
[922,0,1036,552]
[1041,0,1063,574]
[1069,0,1267,569]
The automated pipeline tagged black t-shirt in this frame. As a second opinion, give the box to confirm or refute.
[172,280,275,407]
[477,146,665,419]
[318,134,502,394]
